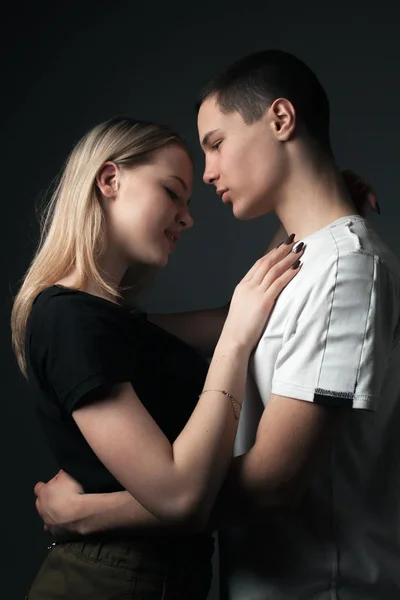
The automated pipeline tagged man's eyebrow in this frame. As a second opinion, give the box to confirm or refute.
[201,129,220,147]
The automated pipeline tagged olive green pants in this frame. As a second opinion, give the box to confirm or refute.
[27,538,213,600]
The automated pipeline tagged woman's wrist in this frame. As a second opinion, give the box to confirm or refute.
[214,334,252,358]
[62,492,91,535]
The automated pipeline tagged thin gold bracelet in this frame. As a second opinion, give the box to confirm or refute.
[199,389,242,420]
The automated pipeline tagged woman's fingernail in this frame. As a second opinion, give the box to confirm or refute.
[292,259,301,269]
[293,241,304,253]
[285,233,295,245]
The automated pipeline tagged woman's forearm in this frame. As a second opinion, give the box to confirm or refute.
[72,491,199,536]
[169,340,250,524]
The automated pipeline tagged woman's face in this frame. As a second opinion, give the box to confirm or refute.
[102,145,194,270]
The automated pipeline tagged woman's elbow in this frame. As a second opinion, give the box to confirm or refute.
[170,493,209,531]
[144,490,208,532]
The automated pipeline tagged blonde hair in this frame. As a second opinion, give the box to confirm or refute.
[11,116,188,377]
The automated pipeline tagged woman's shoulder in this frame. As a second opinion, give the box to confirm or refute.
[29,285,138,337]
[34,285,129,313]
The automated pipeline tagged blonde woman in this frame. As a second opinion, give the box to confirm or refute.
[12,116,303,599]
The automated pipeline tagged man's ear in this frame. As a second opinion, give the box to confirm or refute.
[96,161,120,199]
[269,98,296,142]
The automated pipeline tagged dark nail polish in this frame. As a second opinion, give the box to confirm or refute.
[285,233,295,245]
[375,201,381,215]
[292,259,301,269]
[293,242,304,253]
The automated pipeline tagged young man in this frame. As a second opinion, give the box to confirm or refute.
[196,50,400,600]
[34,51,399,599]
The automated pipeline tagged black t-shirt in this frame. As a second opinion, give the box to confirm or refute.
[26,286,209,496]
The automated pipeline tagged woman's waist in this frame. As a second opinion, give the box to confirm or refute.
[55,531,215,569]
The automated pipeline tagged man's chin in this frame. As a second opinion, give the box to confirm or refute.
[233,198,274,221]
[232,201,259,221]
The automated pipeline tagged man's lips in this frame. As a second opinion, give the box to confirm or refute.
[217,188,230,203]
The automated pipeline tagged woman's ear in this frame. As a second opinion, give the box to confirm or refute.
[269,98,296,142]
[96,161,120,199]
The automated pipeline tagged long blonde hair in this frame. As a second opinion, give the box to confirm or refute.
[11,116,188,377]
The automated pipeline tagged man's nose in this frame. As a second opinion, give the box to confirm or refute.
[203,159,219,185]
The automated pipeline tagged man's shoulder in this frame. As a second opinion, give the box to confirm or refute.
[329,216,400,274]
[300,216,400,287]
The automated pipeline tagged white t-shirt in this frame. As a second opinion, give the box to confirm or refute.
[221,215,400,600]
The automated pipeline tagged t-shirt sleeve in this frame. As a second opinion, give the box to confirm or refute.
[28,292,136,414]
[271,252,397,411]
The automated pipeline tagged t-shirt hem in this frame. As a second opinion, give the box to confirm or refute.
[271,379,376,411]
[62,371,133,414]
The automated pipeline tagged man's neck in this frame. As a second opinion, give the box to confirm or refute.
[274,155,358,240]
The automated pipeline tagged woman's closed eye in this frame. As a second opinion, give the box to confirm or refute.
[165,187,180,201]
[212,140,222,150]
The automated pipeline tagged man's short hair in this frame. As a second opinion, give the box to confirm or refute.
[197,49,332,155]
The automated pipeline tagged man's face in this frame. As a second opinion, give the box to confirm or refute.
[197,96,287,220]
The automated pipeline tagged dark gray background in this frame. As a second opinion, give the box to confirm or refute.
[2,1,399,599]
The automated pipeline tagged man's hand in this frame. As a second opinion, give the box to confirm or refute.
[342,169,380,216]
[34,470,84,538]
